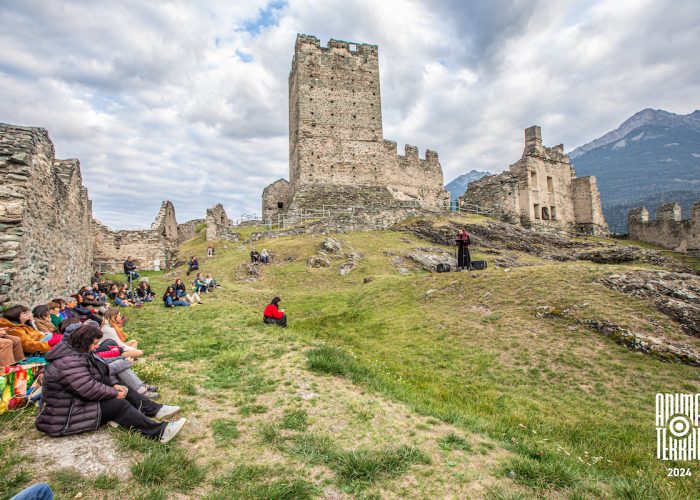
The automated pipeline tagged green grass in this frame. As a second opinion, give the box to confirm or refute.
[438,432,471,453]
[212,464,317,499]
[280,408,309,431]
[9,216,700,497]
[131,447,206,490]
[212,418,240,443]
[287,432,429,487]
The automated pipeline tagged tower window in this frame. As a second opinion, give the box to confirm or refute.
[277,202,284,209]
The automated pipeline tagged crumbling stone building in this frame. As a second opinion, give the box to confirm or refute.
[461,126,608,235]
[628,202,700,255]
[0,122,209,305]
[205,203,239,241]
[91,201,183,273]
[0,124,93,306]
[262,34,449,222]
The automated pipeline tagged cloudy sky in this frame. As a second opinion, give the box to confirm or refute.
[1,0,699,228]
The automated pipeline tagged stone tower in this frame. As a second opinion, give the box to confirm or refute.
[263,34,449,221]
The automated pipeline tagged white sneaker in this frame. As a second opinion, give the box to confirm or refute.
[108,421,119,428]
[160,418,187,444]
[155,405,181,419]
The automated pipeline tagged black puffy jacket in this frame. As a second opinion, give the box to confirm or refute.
[35,342,118,437]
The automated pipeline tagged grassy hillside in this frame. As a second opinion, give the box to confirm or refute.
[2,214,698,498]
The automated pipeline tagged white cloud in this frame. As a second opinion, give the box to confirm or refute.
[0,0,698,228]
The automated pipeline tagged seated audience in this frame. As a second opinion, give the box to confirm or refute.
[250,248,260,264]
[173,278,202,302]
[69,295,103,323]
[173,278,187,298]
[0,305,52,354]
[163,286,189,307]
[135,281,154,302]
[263,297,287,327]
[0,326,24,368]
[101,309,142,356]
[207,245,214,257]
[114,291,138,308]
[124,256,140,281]
[32,305,63,346]
[193,273,208,294]
[49,302,63,328]
[35,324,186,443]
[107,284,119,301]
[260,249,270,264]
[90,271,103,285]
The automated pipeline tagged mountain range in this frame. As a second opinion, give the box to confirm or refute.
[570,108,700,232]
[445,108,700,233]
[444,170,491,204]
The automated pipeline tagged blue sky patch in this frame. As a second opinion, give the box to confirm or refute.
[240,0,287,35]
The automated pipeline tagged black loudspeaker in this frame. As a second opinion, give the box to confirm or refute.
[436,263,451,273]
[471,261,487,270]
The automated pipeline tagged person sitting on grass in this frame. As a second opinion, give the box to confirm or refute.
[250,248,260,264]
[35,324,186,443]
[163,286,199,307]
[193,273,208,294]
[49,302,63,328]
[32,305,63,345]
[173,279,202,304]
[0,326,24,369]
[263,297,287,327]
[69,295,103,323]
[260,249,270,264]
[187,255,199,276]
[100,309,142,356]
[0,305,53,354]
[52,298,70,322]
[135,281,154,302]
[204,274,223,290]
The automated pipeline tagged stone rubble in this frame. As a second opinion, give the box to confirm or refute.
[598,270,700,336]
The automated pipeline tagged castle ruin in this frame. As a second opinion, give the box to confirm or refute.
[262,34,449,223]
[628,202,700,255]
[461,126,608,235]
[0,123,208,305]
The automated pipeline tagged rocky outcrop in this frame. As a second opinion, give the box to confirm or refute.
[407,248,456,272]
[395,217,687,269]
[598,271,700,336]
[307,255,331,268]
[583,320,700,366]
[320,237,342,254]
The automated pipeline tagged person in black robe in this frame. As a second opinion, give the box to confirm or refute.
[455,228,471,271]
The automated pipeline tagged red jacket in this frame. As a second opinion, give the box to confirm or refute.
[264,304,284,319]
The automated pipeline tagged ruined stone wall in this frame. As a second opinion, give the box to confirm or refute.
[0,124,92,306]
[205,204,240,241]
[628,202,700,254]
[273,34,448,215]
[463,126,608,235]
[177,219,204,244]
[91,215,177,274]
[262,179,293,222]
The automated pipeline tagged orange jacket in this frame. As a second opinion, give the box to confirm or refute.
[0,317,51,354]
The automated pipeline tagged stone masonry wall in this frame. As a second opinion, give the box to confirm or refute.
[628,202,700,255]
[266,34,448,220]
[177,219,204,244]
[0,124,92,306]
[462,126,608,235]
[262,179,293,222]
